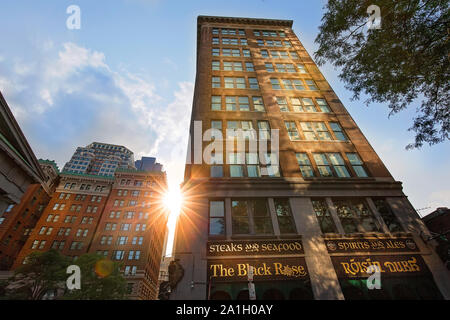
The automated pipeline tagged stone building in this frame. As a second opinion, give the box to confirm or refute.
[171,16,450,300]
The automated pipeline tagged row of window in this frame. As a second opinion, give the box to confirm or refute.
[211,96,331,113]
[52,203,99,213]
[212,28,288,38]
[212,48,251,57]
[113,199,151,208]
[209,198,402,236]
[212,37,248,46]
[212,48,301,60]
[212,61,309,75]
[63,183,106,192]
[108,211,149,219]
[296,152,368,178]
[265,63,307,74]
[104,222,147,231]
[270,78,319,90]
[209,153,280,178]
[285,121,347,142]
[117,189,153,197]
[212,61,255,72]
[119,179,156,187]
[256,39,292,48]
[212,28,246,36]
[45,214,94,224]
[31,239,85,251]
[212,76,259,89]
[212,76,318,91]
[206,151,367,179]
[211,96,265,112]
[276,96,330,113]
[100,235,144,246]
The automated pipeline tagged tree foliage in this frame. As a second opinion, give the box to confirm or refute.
[7,249,70,300]
[2,251,127,300]
[314,0,449,148]
[62,254,127,300]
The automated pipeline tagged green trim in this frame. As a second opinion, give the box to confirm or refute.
[38,159,60,173]
[60,170,114,180]
[0,131,31,167]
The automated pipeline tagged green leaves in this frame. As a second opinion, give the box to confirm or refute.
[314,0,450,148]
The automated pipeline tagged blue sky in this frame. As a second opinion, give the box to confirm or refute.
[0,0,448,223]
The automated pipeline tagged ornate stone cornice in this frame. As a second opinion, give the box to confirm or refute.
[197,15,293,28]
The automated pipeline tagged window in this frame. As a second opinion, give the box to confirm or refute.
[297,64,307,73]
[212,77,220,88]
[224,61,242,71]
[274,199,296,233]
[346,153,368,177]
[209,201,225,236]
[312,199,337,233]
[313,153,350,177]
[270,78,281,89]
[246,153,260,177]
[232,200,249,234]
[224,77,245,89]
[245,62,254,71]
[248,78,259,89]
[252,97,265,112]
[305,80,318,90]
[290,51,299,59]
[210,165,223,178]
[296,153,314,178]
[212,48,219,56]
[301,98,317,112]
[225,96,249,111]
[212,61,220,71]
[262,153,280,177]
[261,50,269,58]
[290,98,302,112]
[334,199,380,233]
[231,199,273,235]
[243,49,250,57]
[212,37,219,45]
[258,121,271,140]
[285,121,300,140]
[316,98,331,113]
[252,199,273,234]
[265,63,274,72]
[277,97,289,112]
[229,153,244,177]
[211,96,221,111]
[300,122,332,141]
[330,123,347,141]
[373,199,403,232]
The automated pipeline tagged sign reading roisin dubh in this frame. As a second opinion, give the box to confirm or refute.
[207,239,304,257]
[208,257,309,282]
[331,255,430,278]
[324,237,419,254]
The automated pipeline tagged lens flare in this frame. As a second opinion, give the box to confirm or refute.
[163,186,183,218]
[95,259,114,278]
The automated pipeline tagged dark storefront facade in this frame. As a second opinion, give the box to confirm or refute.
[207,239,313,300]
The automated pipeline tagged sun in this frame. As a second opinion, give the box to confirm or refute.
[163,186,183,218]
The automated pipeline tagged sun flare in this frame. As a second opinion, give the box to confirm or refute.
[163,186,183,218]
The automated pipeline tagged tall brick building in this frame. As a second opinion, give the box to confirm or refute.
[0,160,59,270]
[13,144,168,300]
[171,16,450,300]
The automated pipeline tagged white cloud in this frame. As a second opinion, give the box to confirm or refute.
[0,41,193,193]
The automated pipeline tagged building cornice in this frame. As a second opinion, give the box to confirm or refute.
[197,15,293,28]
